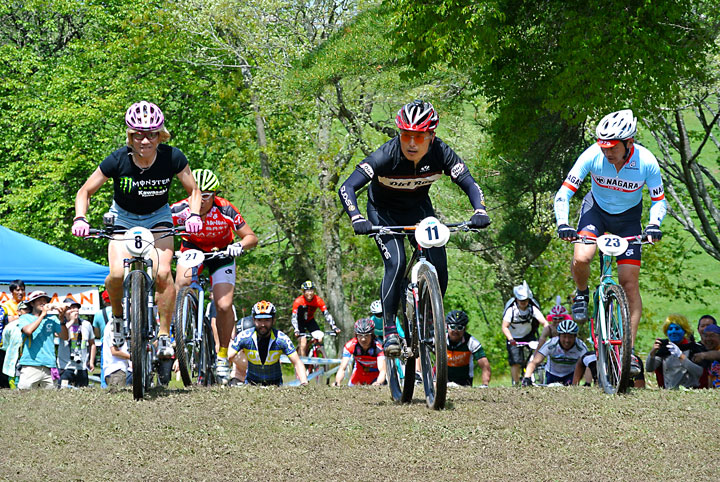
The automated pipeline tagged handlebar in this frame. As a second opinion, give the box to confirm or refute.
[571,234,651,245]
[367,221,476,236]
[86,225,187,239]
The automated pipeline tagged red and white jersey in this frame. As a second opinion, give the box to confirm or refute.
[342,338,384,385]
[171,196,246,252]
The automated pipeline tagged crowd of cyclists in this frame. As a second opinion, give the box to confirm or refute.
[1,99,718,392]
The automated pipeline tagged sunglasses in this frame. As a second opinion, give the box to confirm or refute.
[399,132,433,144]
[447,324,465,331]
[132,131,159,141]
[201,192,216,200]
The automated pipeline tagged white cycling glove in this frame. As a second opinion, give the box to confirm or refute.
[667,341,683,358]
[227,242,244,257]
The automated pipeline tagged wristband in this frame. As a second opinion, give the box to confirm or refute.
[73,216,87,222]
[188,213,201,219]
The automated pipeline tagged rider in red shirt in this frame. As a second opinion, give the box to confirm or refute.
[291,281,340,360]
[172,169,258,383]
[332,318,386,386]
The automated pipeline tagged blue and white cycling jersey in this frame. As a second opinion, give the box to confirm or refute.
[554,143,667,226]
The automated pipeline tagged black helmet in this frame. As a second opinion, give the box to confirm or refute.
[445,310,469,328]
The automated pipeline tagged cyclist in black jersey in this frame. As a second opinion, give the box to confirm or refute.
[338,100,491,356]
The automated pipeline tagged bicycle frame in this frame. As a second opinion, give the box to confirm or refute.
[592,251,621,353]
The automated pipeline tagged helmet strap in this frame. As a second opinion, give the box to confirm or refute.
[622,140,632,161]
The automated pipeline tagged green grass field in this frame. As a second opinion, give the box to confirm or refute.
[2,384,718,481]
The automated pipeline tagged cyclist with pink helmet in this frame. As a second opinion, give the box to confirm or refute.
[537,296,572,352]
[72,101,202,358]
[338,100,491,357]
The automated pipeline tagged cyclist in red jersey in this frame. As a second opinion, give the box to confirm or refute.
[172,169,258,383]
[332,318,386,386]
[291,281,340,360]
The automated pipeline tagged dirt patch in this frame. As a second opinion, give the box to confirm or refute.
[1,385,717,481]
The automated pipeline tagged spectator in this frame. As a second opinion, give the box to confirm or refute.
[444,310,491,387]
[93,289,112,387]
[0,304,7,388]
[0,302,30,388]
[698,314,717,345]
[332,318,386,387]
[692,324,720,389]
[523,320,587,387]
[2,279,26,323]
[227,301,307,386]
[646,314,704,389]
[102,319,132,387]
[57,298,96,388]
[17,291,69,389]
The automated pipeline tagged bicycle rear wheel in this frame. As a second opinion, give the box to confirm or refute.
[417,263,447,410]
[130,271,148,400]
[198,317,216,386]
[173,287,197,387]
[596,284,632,394]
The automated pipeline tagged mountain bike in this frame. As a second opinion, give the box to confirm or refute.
[173,248,241,386]
[574,234,648,394]
[297,330,337,383]
[367,217,478,410]
[87,220,185,400]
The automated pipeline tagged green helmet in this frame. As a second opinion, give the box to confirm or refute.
[193,169,219,191]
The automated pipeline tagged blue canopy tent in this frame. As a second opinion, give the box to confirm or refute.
[0,224,109,285]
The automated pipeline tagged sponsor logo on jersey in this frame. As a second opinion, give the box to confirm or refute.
[378,174,442,190]
[650,185,665,199]
[626,161,638,169]
[450,162,466,179]
[339,185,356,212]
[420,165,430,172]
[591,173,643,192]
[625,248,634,257]
[564,174,582,188]
[376,235,391,260]
[119,177,133,194]
[359,162,374,178]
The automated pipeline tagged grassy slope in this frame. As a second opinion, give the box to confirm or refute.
[1,384,719,481]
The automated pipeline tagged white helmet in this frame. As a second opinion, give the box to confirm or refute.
[596,109,637,145]
[513,281,531,301]
[370,300,383,315]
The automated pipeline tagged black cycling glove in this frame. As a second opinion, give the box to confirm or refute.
[521,377,533,387]
[643,224,662,242]
[469,209,491,229]
[352,216,373,235]
[557,224,578,241]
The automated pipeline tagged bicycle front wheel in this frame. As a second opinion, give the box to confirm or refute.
[130,271,148,400]
[596,284,632,394]
[198,317,216,386]
[173,287,197,387]
[417,263,447,410]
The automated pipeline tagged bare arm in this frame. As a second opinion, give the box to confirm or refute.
[176,165,202,215]
[572,358,585,385]
[234,223,259,251]
[333,357,351,386]
[88,338,96,371]
[372,356,386,386]
[110,345,130,360]
[74,168,109,219]
[477,357,491,385]
[501,320,513,342]
[288,351,308,385]
[524,351,545,378]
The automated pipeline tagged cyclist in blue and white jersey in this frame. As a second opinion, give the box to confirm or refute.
[339,100,491,357]
[228,301,308,386]
[554,109,667,376]
[522,320,587,386]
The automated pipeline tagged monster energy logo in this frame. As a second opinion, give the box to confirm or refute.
[119,177,134,194]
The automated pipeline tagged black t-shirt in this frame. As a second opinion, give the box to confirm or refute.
[99,144,188,214]
[356,136,471,211]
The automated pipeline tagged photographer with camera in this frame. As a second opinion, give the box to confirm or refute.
[646,314,704,389]
[57,297,96,388]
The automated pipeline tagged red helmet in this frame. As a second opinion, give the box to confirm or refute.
[395,100,439,132]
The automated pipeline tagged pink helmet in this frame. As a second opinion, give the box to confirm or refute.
[395,100,439,132]
[549,304,568,317]
[125,101,164,131]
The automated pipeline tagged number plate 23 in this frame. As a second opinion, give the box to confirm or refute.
[596,234,629,257]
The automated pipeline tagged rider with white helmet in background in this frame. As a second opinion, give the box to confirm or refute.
[72,101,202,358]
[523,319,588,387]
[172,168,259,384]
[554,109,667,378]
[501,281,548,385]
